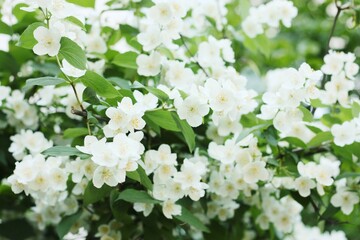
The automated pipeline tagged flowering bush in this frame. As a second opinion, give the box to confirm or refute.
[0,0,360,239]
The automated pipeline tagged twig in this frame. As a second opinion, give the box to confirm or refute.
[327,0,351,51]
[179,35,210,77]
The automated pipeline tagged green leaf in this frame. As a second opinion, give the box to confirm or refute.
[42,146,90,158]
[144,110,180,132]
[59,37,87,70]
[132,81,169,102]
[0,219,35,239]
[113,51,138,69]
[335,172,360,180]
[115,189,160,204]
[55,210,83,239]
[320,205,339,220]
[307,132,333,148]
[80,71,121,99]
[172,112,196,152]
[0,51,20,74]
[0,21,12,35]
[82,87,100,104]
[236,123,271,142]
[63,128,89,139]
[23,77,66,91]
[282,137,307,148]
[83,181,113,206]
[127,167,153,190]
[352,101,360,118]
[65,16,86,30]
[175,207,210,232]
[17,22,45,49]
[66,0,95,8]
[108,77,132,90]
[299,106,313,122]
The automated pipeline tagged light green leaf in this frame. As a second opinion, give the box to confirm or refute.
[299,106,313,122]
[175,207,210,232]
[113,51,138,69]
[83,181,113,205]
[23,77,66,91]
[307,132,333,148]
[236,123,271,142]
[59,37,87,70]
[172,112,196,152]
[80,71,121,99]
[17,22,45,49]
[42,146,90,158]
[132,81,169,102]
[63,128,89,139]
[55,210,83,239]
[65,16,86,30]
[66,0,95,8]
[115,189,160,204]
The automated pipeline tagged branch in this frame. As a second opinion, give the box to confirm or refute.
[179,35,210,77]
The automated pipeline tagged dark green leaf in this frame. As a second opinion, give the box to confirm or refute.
[335,172,360,180]
[115,189,160,204]
[59,37,87,70]
[175,207,209,232]
[80,71,121,99]
[132,81,168,102]
[83,181,113,206]
[282,137,307,148]
[0,219,35,239]
[82,87,100,104]
[55,210,83,239]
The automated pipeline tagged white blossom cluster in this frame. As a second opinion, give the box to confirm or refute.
[0,87,39,129]
[1,0,360,239]
[6,132,81,229]
[319,51,359,106]
[139,145,208,219]
[331,116,360,147]
[242,0,298,38]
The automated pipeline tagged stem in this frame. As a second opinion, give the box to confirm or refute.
[327,0,351,51]
[179,35,210,77]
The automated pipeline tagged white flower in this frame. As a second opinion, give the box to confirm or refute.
[162,200,181,219]
[331,121,357,147]
[133,90,158,111]
[242,16,263,38]
[137,25,162,51]
[91,140,118,167]
[175,96,209,127]
[294,176,316,197]
[134,202,154,217]
[33,26,61,57]
[242,161,269,184]
[60,59,86,77]
[136,51,162,76]
[147,2,174,25]
[330,190,359,215]
[105,107,129,131]
[93,166,125,188]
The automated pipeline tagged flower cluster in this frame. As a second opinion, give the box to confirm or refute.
[242,0,298,38]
